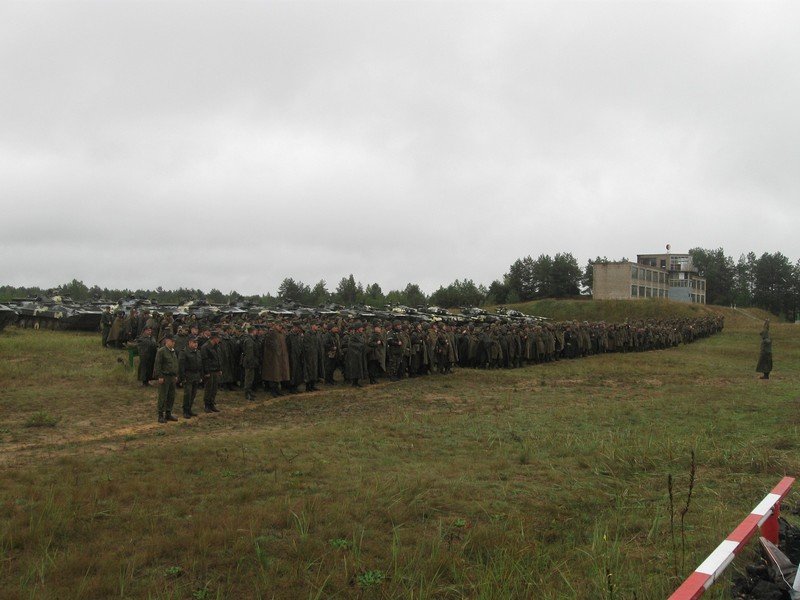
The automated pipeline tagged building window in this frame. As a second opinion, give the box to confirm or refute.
[639,286,645,297]
[631,266,638,280]
[631,285,637,297]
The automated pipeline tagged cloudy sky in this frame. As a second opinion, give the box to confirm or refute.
[1,1,798,295]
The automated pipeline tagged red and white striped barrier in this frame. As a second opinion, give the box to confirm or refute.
[669,476,795,600]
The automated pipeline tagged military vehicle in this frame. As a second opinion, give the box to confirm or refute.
[0,304,18,332]
[11,296,103,331]
[111,295,159,314]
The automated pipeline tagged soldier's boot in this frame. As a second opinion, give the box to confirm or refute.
[183,410,192,419]
[245,390,252,401]
[305,383,313,392]
[165,412,178,422]
[210,404,220,412]
[158,412,166,423]
[204,404,214,413]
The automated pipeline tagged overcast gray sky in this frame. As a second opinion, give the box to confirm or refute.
[1,1,798,295]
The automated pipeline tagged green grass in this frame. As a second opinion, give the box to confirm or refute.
[23,411,60,428]
[505,296,775,324]
[0,304,798,599]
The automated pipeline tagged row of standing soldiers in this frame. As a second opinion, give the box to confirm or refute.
[122,313,725,421]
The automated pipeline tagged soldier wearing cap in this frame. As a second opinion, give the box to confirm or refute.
[285,321,306,393]
[322,323,342,384]
[342,321,367,387]
[174,325,189,354]
[153,334,179,422]
[366,324,385,384]
[135,325,158,386]
[201,330,222,412]
[241,325,259,401]
[100,306,113,347]
[179,336,203,418]
[386,321,404,380]
[262,320,290,397]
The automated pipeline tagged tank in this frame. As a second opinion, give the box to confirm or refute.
[11,296,103,331]
[0,304,18,332]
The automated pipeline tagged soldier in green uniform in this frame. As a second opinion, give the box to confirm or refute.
[322,323,342,384]
[135,325,158,386]
[386,321,404,380]
[153,334,179,423]
[179,336,203,418]
[202,331,223,412]
[342,322,367,387]
[100,306,113,347]
[241,325,259,401]
[366,324,385,384]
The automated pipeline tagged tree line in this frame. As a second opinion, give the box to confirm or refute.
[3,248,798,317]
[0,252,585,309]
[687,248,800,320]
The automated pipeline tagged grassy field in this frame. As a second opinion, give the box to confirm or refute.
[0,302,798,599]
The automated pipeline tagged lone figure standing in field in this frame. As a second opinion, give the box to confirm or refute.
[756,319,772,380]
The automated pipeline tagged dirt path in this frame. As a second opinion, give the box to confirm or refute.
[0,380,409,467]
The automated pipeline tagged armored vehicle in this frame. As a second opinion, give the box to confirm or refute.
[11,296,103,331]
[0,304,18,332]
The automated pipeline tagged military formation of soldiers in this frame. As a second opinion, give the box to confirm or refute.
[99,305,725,423]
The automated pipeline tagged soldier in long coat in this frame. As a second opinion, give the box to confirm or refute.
[301,324,322,392]
[342,322,367,386]
[756,320,773,380]
[106,311,125,348]
[285,323,306,393]
[262,322,291,396]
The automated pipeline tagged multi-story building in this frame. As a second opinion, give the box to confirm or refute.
[592,252,706,304]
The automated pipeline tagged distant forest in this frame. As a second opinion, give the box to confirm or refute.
[2,248,799,318]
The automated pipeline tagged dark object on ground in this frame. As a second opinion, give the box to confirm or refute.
[731,518,800,599]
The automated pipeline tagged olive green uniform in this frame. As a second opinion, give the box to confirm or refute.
[179,346,203,416]
[153,345,179,417]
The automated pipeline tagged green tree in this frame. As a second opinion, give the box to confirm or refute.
[689,247,735,305]
[363,283,385,306]
[550,253,582,297]
[335,274,363,305]
[505,257,536,301]
[752,252,793,316]
[582,257,609,296]
[530,254,554,298]
[277,278,311,303]
[206,288,226,304]
[486,279,509,305]
[310,280,330,306]
[59,279,89,301]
